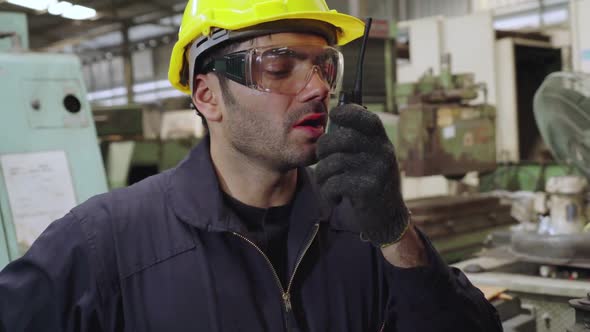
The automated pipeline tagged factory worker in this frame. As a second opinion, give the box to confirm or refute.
[0,1,502,331]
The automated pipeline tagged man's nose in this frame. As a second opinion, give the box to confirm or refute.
[297,67,330,103]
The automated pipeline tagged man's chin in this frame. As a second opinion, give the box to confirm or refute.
[284,150,318,170]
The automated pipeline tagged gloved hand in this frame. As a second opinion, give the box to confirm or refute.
[316,103,410,247]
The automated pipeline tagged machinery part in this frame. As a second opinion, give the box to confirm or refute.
[63,94,82,114]
[541,312,552,330]
[458,68,590,326]
[546,176,588,195]
[533,72,590,179]
[395,70,482,106]
[544,175,588,234]
[567,293,590,332]
[479,163,570,192]
[501,72,590,262]
[407,195,516,263]
[455,254,585,332]
[168,0,365,94]
[394,59,496,178]
[492,296,537,332]
[511,231,590,265]
[440,53,453,90]
[396,103,496,177]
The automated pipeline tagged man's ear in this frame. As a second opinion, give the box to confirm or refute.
[192,73,222,122]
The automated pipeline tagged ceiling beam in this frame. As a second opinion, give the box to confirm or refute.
[76,29,178,59]
[35,2,185,51]
[29,0,165,35]
[36,23,122,51]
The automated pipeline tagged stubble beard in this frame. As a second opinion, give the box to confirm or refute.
[224,95,323,172]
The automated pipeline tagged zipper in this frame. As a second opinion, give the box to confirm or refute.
[232,223,320,329]
[286,223,320,300]
[379,320,386,332]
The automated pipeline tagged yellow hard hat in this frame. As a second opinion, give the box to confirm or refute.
[168,0,365,95]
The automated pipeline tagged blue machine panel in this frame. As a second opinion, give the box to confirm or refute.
[22,79,90,129]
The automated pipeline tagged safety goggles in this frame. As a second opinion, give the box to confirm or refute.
[201,44,344,96]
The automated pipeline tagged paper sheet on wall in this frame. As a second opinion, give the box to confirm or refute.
[0,151,77,250]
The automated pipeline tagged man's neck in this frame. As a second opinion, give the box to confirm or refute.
[209,139,298,208]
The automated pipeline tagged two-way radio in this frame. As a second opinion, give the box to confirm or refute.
[338,17,373,107]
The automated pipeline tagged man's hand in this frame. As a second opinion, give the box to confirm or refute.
[316,103,411,248]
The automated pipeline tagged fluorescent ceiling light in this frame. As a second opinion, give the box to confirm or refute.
[7,0,96,20]
[61,4,96,20]
[6,0,53,11]
[542,8,568,25]
[48,1,72,15]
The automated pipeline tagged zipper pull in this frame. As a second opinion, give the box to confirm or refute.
[283,292,292,312]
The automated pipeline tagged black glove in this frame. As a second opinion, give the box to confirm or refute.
[316,103,410,247]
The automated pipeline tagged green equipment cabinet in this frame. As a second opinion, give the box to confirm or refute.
[0,23,108,268]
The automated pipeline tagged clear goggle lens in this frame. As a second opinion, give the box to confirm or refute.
[204,45,344,96]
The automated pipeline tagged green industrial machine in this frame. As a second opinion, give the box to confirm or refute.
[395,54,496,178]
[479,163,573,192]
[375,54,508,263]
[0,13,108,268]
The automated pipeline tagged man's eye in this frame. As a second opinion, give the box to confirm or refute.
[264,60,294,76]
[264,69,291,79]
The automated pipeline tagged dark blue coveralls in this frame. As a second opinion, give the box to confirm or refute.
[0,138,502,331]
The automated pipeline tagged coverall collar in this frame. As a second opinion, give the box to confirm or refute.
[167,136,331,233]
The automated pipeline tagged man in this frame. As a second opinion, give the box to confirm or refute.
[0,0,502,331]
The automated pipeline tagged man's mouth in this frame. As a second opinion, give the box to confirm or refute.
[293,113,327,130]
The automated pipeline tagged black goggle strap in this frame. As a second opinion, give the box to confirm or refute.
[202,51,249,86]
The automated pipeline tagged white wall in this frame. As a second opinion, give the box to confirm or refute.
[398,17,443,83]
[443,12,497,104]
[544,27,571,48]
[495,39,520,161]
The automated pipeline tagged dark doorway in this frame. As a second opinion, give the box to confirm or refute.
[514,44,562,161]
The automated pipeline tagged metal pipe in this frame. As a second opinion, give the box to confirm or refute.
[398,0,408,20]
[539,0,545,27]
[384,21,399,114]
[122,22,134,104]
[348,0,360,17]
